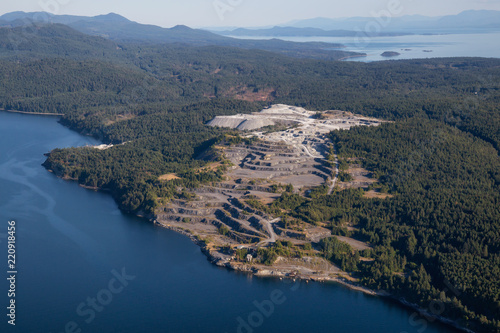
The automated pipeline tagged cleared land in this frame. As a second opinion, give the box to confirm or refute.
[363,190,393,199]
[156,104,384,278]
[159,173,180,181]
[334,235,372,251]
[338,167,377,190]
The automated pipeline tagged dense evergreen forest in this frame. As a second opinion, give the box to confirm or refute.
[296,119,499,332]
[0,23,499,332]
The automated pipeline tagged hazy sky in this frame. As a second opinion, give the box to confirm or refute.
[2,0,500,27]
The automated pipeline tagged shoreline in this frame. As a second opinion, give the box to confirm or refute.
[1,109,64,116]
[35,105,473,333]
[154,219,472,333]
[45,159,472,333]
[339,54,368,61]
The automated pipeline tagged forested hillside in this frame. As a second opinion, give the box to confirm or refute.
[292,119,500,331]
[0,22,499,332]
[0,20,361,61]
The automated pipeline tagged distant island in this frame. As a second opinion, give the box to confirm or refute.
[381,51,401,57]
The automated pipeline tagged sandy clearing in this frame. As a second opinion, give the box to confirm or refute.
[363,190,394,199]
[159,173,180,181]
[335,235,372,251]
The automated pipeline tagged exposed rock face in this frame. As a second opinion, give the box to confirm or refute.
[207,104,384,148]
[206,116,248,129]
[207,116,285,131]
[156,104,385,275]
[207,104,312,131]
[236,118,275,130]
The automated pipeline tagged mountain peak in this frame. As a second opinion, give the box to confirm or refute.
[171,25,192,31]
[93,13,129,22]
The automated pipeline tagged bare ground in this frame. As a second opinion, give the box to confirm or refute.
[363,190,394,199]
[155,105,386,283]
[159,173,180,181]
[334,235,372,251]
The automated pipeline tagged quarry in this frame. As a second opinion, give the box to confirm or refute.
[207,104,382,159]
[154,104,384,282]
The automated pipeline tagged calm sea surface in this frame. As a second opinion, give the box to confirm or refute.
[0,111,460,332]
[228,32,500,62]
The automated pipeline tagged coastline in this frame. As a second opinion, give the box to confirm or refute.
[339,54,368,61]
[45,158,473,333]
[1,109,64,116]
[154,218,473,333]
[31,109,473,333]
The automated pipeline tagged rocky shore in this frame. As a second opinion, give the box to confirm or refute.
[154,219,380,294]
[154,219,473,333]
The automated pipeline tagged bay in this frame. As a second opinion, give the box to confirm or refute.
[0,111,460,333]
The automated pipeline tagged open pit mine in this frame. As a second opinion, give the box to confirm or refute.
[154,104,384,281]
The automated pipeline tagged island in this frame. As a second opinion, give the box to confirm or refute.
[381,51,401,57]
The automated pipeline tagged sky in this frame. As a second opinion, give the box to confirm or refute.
[1,0,500,28]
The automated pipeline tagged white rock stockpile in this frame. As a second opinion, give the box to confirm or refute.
[207,104,384,134]
[207,116,276,131]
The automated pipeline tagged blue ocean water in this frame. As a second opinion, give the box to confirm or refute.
[227,32,500,62]
[0,112,460,333]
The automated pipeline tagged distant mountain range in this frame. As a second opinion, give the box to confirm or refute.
[282,10,500,33]
[214,26,414,38]
[0,23,127,61]
[4,10,496,62]
[0,12,363,61]
[0,12,231,44]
